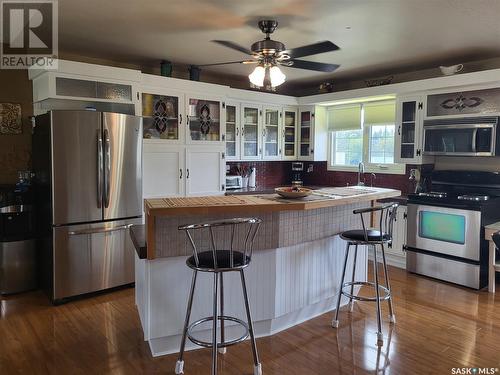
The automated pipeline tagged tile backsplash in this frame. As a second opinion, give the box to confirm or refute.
[227,160,433,195]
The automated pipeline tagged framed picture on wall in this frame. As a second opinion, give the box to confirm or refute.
[0,103,22,135]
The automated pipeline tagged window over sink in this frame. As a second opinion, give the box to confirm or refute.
[327,100,404,174]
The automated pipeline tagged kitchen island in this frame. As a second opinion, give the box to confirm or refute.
[136,186,400,356]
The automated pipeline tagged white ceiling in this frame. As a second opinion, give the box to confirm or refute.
[58,0,500,84]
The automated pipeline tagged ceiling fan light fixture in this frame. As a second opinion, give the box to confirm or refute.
[249,65,265,87]
[269,65,286,87]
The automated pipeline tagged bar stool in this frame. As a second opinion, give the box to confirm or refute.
[332,203,399,346]
[175,217,263,375]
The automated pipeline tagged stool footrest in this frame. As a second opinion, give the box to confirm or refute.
[341,281,391,302]
[187,315,249,348]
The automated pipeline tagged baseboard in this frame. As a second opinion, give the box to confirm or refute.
[368,252,406,269]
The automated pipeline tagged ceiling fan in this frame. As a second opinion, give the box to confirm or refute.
[198,20,340,89]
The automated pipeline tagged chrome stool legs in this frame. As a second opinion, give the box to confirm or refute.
[175,270,262,375]
[349,245,358,312]
[240,270,262,375]
[211,272,219,375]
[381,243,396,324]
[332,242,350,328]
[372,244,384,346]
[332,242,396,346]
[218,272,226,355]
[176,270,198,375]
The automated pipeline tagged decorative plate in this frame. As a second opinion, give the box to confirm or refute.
[275,187,312,199]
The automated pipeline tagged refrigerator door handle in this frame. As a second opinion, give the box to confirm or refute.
[104,128,111,208]
[68,224,133,236]
[97,130,103,208]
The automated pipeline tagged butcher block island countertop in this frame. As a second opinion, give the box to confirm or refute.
[144,186,401,259]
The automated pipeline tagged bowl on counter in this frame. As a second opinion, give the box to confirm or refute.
[275,186,312,199]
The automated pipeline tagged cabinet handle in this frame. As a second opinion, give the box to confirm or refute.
[179,114,182,124]
[179,169,182,179]
[259,148,262,155]
[186,168,190,179]
[236,127,239,136]
[398,125,401,136]
[416,149,421,156]
[418,102,423,110]
[310,149,314,154]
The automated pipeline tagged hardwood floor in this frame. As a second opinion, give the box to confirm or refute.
[1,265,500,374]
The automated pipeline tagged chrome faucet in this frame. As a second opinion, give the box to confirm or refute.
[357,162,365,186]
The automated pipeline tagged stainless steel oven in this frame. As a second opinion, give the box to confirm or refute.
[423,116,499,156]
[406,202,485,289]
[407,204,481,261]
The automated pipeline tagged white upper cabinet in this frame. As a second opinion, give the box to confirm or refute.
[298,106,327,161]
[394,94,433,164]
[241,103,262,160]
[282,107,298,160]
[225,101,240,160]
[185,94,225,146]
[262,106,282,160]
[141,88,185,144]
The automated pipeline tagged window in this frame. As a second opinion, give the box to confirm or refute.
[328,101,404,174]
[369,124,395,164]
[332,129,363,166]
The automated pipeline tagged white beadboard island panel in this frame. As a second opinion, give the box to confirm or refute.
[136,235,366,357]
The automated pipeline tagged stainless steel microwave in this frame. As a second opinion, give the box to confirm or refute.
[423,116,499,156]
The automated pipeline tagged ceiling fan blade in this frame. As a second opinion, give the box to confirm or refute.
[197,60,258,67]
[281,41,339,58]
[212,40,253,55]
[286,59,340,72]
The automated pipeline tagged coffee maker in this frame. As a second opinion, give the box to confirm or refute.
[291,162,304,186]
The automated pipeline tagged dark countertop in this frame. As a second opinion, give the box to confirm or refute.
[130,224,147,259]
[377,195,408,205]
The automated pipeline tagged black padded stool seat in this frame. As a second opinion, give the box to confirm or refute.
[187,250,250,271]
[341,229,390,242]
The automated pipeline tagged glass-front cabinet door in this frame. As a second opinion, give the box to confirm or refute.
[394,94,429,164]
[225,102,240,160]
[142,92,183,142]
[263,106,281,160]
[299,108,313,159]
[186,96,224,144]
[283,107,297,160]
[241,104,261,160]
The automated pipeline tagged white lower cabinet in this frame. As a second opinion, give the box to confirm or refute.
[386,205,407,269]
[185,147,225,196]
[143,143,185,198]
[143,142,225,199]
[371,204,407,269]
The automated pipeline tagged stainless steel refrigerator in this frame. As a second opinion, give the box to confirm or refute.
[33,110,142,303]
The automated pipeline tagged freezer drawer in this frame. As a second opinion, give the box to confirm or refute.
[53,218,140,300]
